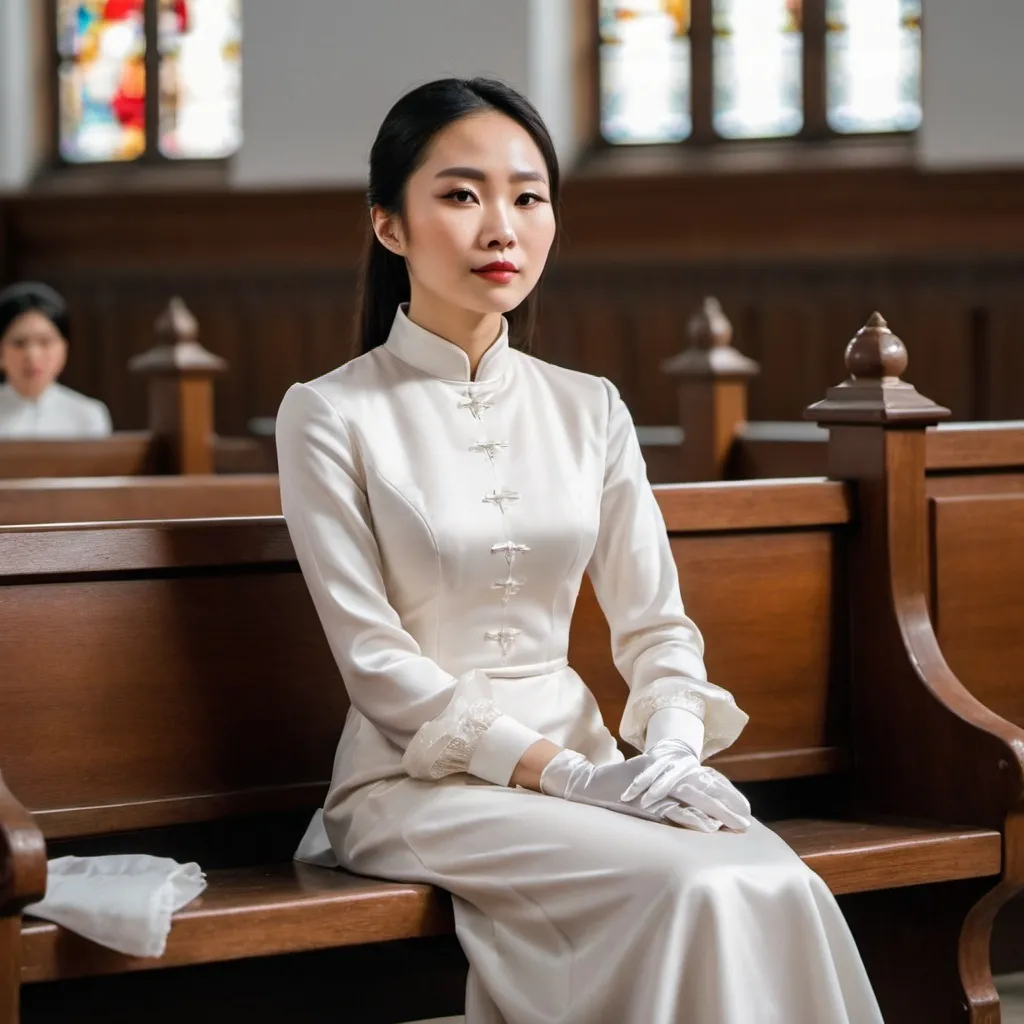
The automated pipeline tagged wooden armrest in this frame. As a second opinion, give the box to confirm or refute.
[899,589,1024,808]
[0,769,47,915]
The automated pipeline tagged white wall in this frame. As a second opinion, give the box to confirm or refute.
[0,0,33,192]
[529,0,577,170]
[918,0,1024,169]
[232,0,580,189]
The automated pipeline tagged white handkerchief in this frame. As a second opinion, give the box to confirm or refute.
[24,854,207,958]
[293,808,340,868]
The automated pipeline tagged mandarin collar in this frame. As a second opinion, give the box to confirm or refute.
[0,382,50,407]
[383,305,510,383]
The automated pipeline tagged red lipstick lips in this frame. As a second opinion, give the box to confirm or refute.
[472,261,519,284]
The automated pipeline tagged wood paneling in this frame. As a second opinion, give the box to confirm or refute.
[931,493,1024,727]
[0,571,345,836]
[570,522,848,775]
[0,433,156,479]
[0,474,280,526]
[2,165,1024,436]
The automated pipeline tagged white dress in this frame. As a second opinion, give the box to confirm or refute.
[275,307,883,1024]
[0,382,112,438]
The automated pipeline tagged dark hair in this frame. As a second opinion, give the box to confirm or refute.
[0,281,70,344]
[357,77,560,355]
[0,282,70,383]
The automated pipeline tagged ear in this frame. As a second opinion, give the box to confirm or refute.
[371,205,407,257]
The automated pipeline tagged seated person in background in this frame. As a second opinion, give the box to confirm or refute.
[0,281,112,438]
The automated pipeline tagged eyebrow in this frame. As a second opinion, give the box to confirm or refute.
[434,166,547,184]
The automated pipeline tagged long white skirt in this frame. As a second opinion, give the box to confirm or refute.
[318,666,884,1024]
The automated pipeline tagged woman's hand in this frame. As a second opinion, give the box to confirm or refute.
[621,738,752,832]
[538,748,723,832]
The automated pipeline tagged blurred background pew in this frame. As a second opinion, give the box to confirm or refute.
[0,297,275,481]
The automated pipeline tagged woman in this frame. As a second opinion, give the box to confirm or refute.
[0,282,112,438]
[276,78,882,1024]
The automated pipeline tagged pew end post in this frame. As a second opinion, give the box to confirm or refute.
[0,770,46,1024]
[661,297,759,481]
[806,312,1024,1023]
[129,298,227,475]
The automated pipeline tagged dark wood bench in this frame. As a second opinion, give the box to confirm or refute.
[920,439,1024,975]
[0,474,281,526]
[0,298,274,481]
[639,298,1024,487]
[2,326,1023,1024]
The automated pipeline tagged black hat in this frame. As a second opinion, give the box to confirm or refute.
[0,282,70,344]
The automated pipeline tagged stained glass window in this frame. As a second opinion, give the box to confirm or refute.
[713,0,803,139]
[158,0,242,158]
[599,0,923,146]
[57,0,242,164]
[58,0,148,162]
[826,0,922,134]
[599,1,692,145]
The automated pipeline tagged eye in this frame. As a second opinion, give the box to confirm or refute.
[516,192,547,207]
[443,188,477,205]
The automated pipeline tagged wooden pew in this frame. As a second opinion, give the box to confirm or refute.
[920,422,1024,975]
[0,298,273,480]
[0,475,281,526]
[640,298,1024,487]
[654,302,1024,972]
[1,325,1023,1023]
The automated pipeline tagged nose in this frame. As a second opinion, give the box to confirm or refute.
[482,206,517,252]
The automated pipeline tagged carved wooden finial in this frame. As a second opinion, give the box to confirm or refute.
[155,296,199,346]
[661,297,758,378]
[844,311,909,381]
[129,297,227,377]
[688,296,733,350]
[805,312,948,426]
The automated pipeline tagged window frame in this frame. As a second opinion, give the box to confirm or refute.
[591,0,921,151]
[49,0,238,173]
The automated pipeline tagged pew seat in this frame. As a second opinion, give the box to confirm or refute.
[17,819,1002,986]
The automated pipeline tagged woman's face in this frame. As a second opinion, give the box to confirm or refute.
[374,110,557,325]
[0,310,69,400]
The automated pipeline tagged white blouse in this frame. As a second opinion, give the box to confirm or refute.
[275,307,747,786]
[0,382,112,439]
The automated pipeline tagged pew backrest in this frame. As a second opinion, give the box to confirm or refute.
[0,475,281,526]
[931,491,1024,726]
[0,434,157,480]
[0,478,853,842]
[572,479,851,781]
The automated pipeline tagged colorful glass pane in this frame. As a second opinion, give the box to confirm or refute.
[57,0,147,163]
[826,0,921,133]
[158,0,242,159]
[600,1,691,145]
[713,0,802,139]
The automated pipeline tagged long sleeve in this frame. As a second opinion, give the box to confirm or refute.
[276,382,543,785]
[586,379,748,760]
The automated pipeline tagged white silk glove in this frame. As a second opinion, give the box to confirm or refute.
[621,738,752,832]
[539,749,723,833]
[620,706,752,832]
